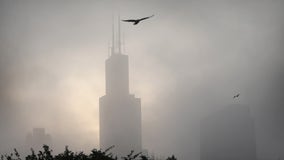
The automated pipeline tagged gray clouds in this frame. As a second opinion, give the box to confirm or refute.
[0,0,284,159]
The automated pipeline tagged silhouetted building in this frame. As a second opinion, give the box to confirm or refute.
[200,104,256,160]
[99,17,142,157]
[26,128,52,151]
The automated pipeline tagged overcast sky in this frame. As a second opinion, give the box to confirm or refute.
[0,0,284,159]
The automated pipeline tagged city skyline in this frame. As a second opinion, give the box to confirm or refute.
[0,1,283,159]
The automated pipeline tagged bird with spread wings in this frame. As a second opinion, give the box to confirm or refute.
[122,15,154,25]
[233,93,240,99]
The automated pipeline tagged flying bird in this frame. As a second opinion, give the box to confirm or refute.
[233,93,240,99]
[122,15,154,25]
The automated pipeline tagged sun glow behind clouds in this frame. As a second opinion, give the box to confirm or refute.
[2,1,284,159]
[6,45,107,150]
[48,48,106,150]
[58,73,103,150]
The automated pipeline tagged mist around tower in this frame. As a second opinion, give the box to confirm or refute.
[1,1,284,160]
[99,15,143,157]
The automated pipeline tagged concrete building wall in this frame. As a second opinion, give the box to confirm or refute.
[99,54,142,157]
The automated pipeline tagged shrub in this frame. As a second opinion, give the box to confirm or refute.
[1,145,176,160]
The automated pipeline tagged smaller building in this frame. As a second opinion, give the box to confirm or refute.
[200,104,256,160]
[26,128,52,151]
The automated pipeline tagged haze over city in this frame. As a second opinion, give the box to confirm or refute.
[0,1,283,160]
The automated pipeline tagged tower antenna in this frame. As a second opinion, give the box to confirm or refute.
[118,13,121,54]
[111,13,115,55]
[123,30,126,53]
[108,41,111,57]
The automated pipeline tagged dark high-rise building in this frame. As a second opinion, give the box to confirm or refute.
[200,104,256,160]
[99,17,142,157]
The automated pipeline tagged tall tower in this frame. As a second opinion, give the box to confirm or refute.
[99,16,142,157]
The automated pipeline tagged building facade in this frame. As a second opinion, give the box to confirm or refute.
[26,128,52,151]
[99,18,142,157]
[200,104,256,160]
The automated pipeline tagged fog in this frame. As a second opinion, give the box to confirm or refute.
[0,0,283,160]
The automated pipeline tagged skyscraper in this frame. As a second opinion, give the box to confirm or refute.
[99,17,142,157]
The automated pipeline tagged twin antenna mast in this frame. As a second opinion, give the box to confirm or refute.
[109,14,125,56]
